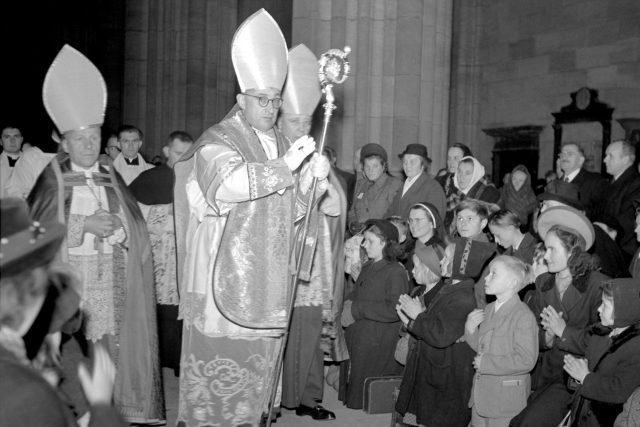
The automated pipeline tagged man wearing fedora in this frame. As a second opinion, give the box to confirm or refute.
[385,143,446,220]
[27,45,164,424]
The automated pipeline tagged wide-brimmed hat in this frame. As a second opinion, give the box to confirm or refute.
[537,180,584,211]
[364,218,399,242]
[399,144,431,163]
[537,205,595,251]
[0,198,66,277]
[361,143,388,162]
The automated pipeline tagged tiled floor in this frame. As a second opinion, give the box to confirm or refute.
[162,368,393,427]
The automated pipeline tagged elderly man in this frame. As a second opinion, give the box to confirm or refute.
[276,44,347,422]
[557,142,607,220]
[603,139,640,263]
[0,125,24,196]
[129,130,194,374]
[173,11,330,427]
[27,45,164,424]
[112,124,152,184]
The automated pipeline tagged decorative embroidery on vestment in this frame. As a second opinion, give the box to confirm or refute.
[147,204,178,305]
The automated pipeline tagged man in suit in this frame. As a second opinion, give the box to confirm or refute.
[385,143,445,219]
[603,139,640,264]
[557,142,607,220]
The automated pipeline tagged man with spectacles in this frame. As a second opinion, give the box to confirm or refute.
[173,10,330,427]
[112,124,152,184]
[104,134,121,160]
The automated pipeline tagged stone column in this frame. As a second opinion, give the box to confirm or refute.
[292,0,453,174]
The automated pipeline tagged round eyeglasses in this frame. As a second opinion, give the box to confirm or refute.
[243,93,283,108]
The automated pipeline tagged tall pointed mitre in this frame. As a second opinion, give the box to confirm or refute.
[42,44,107,134]
[231,9,288,92]
[281,44,322,116]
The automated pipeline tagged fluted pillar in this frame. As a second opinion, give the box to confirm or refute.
[292,0,453,174]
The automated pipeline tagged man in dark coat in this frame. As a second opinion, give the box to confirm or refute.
[557,143,607,220]
[603,139,640,264]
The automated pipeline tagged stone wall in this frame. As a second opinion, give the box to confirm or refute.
[450,0,640,179]
[291,0,453,174]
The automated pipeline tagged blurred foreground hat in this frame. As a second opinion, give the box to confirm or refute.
[0,198,66,277]
[42,44,107,134]
[537,205,595,251]
[232,9,288,92]
[281,44,321,116]
[361,143,388,162]
[399,144,431,163]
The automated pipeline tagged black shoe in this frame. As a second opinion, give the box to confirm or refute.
[295,405,336,421]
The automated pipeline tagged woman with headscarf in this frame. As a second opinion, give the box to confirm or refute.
[454,156,501,206]
[437,143,473,230]
[500,164,538,228]
[511,206,609,427]
[338,219,409,409]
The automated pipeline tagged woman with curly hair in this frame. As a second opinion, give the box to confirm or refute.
[511,206,610,427]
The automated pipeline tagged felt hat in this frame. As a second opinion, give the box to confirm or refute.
[281,44,321,116]
[42,44,107,134]
[399,144,431,163]
[231,9,288,92]
[537,205,595,251]
[603,278,640,328]
[0,198,66,277]
[451,237,496,281]
[537,180,584,211]
[414,241,444,277]
[361,143,388,162]
[364,219,399,243]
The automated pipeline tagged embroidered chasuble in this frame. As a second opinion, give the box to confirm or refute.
[173,107,321,426]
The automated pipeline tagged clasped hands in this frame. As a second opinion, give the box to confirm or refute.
[563,354,589,384]
[395,294,425,326]
[84,209,123,238]
[540,305,566,338]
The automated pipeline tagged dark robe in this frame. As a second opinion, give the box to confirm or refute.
[339,258,409,409]
[395,278,476,427]
[129,163,183,372]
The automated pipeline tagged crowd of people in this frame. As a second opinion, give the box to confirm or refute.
[1,8,640,427]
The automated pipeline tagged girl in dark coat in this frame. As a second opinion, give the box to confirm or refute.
[395,237,494,427]
[563,278,640,427]
[338,219,409,409]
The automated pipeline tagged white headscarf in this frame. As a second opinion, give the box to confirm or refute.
[453,156,485,195]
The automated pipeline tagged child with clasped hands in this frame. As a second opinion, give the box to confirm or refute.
[464,256,539,426]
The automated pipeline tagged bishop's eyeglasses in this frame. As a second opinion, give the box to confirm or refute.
[243,93,283,108]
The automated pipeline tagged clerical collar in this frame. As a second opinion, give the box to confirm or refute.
[124,156,139,165]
